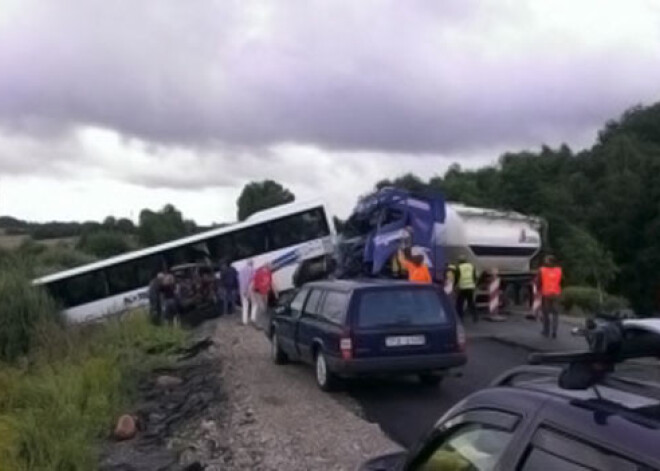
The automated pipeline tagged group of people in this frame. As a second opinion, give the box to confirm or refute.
[147,259,243,325]
[394,233,563,338]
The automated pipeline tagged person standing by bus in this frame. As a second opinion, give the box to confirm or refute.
[539,255,563,338]
[220,260,239,315]
[148,270,164,324]
[238,259,255,325]
[160,268,178,325]
[251,263,277,328]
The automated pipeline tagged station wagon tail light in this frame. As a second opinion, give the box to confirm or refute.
[456,322,466,352]
[340,329,353,360]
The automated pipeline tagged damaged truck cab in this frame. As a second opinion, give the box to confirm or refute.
[337,188,543,306]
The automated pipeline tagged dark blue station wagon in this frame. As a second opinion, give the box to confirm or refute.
[268,279,467,391]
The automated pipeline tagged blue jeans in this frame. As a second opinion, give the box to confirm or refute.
[223,288,237,315]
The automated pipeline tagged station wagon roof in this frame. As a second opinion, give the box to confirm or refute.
[463,386,660,467]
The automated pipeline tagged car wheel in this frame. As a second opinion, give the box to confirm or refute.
[419,373,444,386]
[271,331,288,365]
[315,350,338,391]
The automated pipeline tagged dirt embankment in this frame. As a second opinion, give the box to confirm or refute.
[100,316,399,470]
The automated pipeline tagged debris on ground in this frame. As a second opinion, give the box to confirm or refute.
[100,315,399,470]
[113,415,138,441]
[99,323,222,471]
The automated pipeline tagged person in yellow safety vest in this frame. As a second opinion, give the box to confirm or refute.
[455,255,478,322]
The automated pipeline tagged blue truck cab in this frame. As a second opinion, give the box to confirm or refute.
[269,279,467,391]
[337,188,446,281]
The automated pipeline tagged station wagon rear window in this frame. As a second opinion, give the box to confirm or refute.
[357,289,447,328]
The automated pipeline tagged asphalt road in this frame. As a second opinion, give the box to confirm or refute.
[347,338,531,448]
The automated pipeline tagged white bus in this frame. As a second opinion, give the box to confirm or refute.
[33,200,336,322]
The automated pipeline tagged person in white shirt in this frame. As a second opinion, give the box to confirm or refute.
[238,260,255,325]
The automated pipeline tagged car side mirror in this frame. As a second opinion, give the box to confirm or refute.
[275,305,290,316]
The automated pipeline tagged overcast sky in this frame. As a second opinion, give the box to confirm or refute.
[1,0,659,224]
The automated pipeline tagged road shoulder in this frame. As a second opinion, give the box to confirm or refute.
[211,316,402,471]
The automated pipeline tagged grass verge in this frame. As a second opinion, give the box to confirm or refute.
[0,312,187,471]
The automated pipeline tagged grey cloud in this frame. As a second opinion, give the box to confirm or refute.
[0,127,83,176]
[1,0,659,159]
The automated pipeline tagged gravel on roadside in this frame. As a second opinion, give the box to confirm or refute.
[209,315,402,471]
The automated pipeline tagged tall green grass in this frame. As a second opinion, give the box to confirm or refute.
[0,262,62,363]
[0,263,187,470]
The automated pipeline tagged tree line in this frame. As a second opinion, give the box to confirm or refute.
[0,180,295,263]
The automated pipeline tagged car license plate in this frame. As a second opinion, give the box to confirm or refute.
[385,335,426,347]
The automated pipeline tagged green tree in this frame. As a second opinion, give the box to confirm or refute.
[138,204,188,246]
[557,225,618,292]
[115,217,136,234]
[375,173,427,194]
[103,216,117,229]
[236,180,295,221]
[77,230,131,258]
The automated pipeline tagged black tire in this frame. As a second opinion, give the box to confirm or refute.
[270,331,288,365]
[419,373,444,386]
[314,350,339,391]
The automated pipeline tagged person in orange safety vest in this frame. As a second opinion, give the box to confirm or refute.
[538,255,563,339]
[397,249,432,284]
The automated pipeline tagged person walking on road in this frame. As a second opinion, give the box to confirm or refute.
[238,259,255,325]
[219,260,239,316]
[455,255,478,322]
[539,255,563,338]
[397,249,432,283]
[251,263,276,329]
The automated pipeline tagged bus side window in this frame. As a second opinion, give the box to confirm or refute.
[208,234,236,262]
[62,271,108,307]
[106,262,139,296]
[302,207,330,238]
[234,226,267,259]
[136,255,164,287]
[43,280,69,309]
[269,213,306,250]
[269,208,331,251]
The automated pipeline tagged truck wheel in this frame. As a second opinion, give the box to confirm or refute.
[419,373,444,386]
[315,350,338,391]
[271,331,288,365]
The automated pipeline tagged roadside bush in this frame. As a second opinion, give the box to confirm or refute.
[0,312,187,470]
[33,245,96,277]
[13,239,96,277]
[560,286,630,316]
[77,230,131,258]
[0,265,62,363]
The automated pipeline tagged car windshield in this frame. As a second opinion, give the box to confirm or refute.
[357,289,447,328]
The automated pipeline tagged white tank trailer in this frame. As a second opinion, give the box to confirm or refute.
[438,203,543,278]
